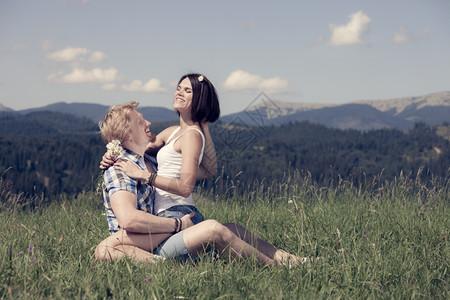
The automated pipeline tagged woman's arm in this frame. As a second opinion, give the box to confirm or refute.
[114,129,203,198]
[197,122,218,179]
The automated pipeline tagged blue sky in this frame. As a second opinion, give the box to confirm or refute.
[1,0,449,115]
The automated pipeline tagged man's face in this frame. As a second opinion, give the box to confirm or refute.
[127,110,154,145]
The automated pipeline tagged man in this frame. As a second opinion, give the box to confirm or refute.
[95,101,209,262]
[95,101,301,266]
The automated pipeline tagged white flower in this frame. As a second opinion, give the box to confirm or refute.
[106,139,125,160]
[198,75,204,82]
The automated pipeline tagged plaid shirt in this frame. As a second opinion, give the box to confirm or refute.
[102,150,157,234]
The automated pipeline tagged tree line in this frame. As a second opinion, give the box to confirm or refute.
[209,121,449,194]
[0,111,449,200]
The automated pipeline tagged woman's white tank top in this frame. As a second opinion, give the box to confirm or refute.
[154,127,205,214]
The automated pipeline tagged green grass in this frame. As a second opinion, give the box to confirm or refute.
[1,172,449,299]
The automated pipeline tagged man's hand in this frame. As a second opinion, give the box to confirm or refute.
[180,212,195,230]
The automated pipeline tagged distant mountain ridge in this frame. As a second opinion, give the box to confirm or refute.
[356,91,450,115]
[222,91,450,130]
[1,91,449,130]
[0,103,14,112]
[7,102,179,124]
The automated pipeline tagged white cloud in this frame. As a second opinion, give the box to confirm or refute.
[328,11,371,46]
[45,47,166,94]
[89,51,107,62]
[46,47,89,62]
[258,77,289,92]
[47,67,119,83]
[223,70,290,93]
[121,78,167,93]
[46,47,107,64]
[393,27,408,44]
[393,26,431,44]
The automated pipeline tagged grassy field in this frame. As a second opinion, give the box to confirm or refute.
[1,171,449,299]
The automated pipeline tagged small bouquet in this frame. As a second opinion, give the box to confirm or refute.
[95,140,125,194]
[106,139,126,161]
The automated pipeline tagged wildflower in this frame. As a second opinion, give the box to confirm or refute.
[106,139,126,160]
[96,139,126,193]
[420,211,424,215]
[19,251,23,255]
[364,232,369,238]
[237,253,242,257]
[144,278,149,283]
[9,247,13,252]
[30,259,35,263]
[29,244,33,253]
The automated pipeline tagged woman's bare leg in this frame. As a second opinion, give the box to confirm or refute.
[223,222,306,266]
[95,229,170,263]
[182,220,274,266]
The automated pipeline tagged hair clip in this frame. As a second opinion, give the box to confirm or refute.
[198,75,204,82]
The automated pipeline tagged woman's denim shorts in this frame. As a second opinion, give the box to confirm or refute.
[156,205,204,225]
[153,205,204,259]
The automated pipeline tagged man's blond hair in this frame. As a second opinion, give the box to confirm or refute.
[99,101,139,144]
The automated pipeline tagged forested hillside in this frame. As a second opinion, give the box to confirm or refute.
[1,111,449,199]
[210,121,449,194]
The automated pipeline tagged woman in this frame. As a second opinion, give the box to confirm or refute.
[113,73,219,224]
[100,74,218,224]
[96,74,304,266]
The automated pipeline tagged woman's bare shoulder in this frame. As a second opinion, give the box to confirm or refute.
[158,125,179,140]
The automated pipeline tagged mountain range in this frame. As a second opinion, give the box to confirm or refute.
[1,91,449,131]
[221,91,450,130]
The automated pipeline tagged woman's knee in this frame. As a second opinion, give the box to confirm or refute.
[200,219,235,243]
[223,222,244,232]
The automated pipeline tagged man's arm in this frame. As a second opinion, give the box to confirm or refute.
[110,190,193,233]
[197,122,217,179]
[145,125,178,156]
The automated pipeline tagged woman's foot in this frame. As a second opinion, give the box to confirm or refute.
[273,249,308,268]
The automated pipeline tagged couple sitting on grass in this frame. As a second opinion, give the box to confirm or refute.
[95,73,306,267]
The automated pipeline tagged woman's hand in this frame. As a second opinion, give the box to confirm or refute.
[114,159,148,181]
[199,120,209,132]
[99,153,115,170]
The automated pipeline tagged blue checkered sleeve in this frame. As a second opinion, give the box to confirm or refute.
[101,156,154,234]
[104,167,137,197]
[102,167,137,233]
